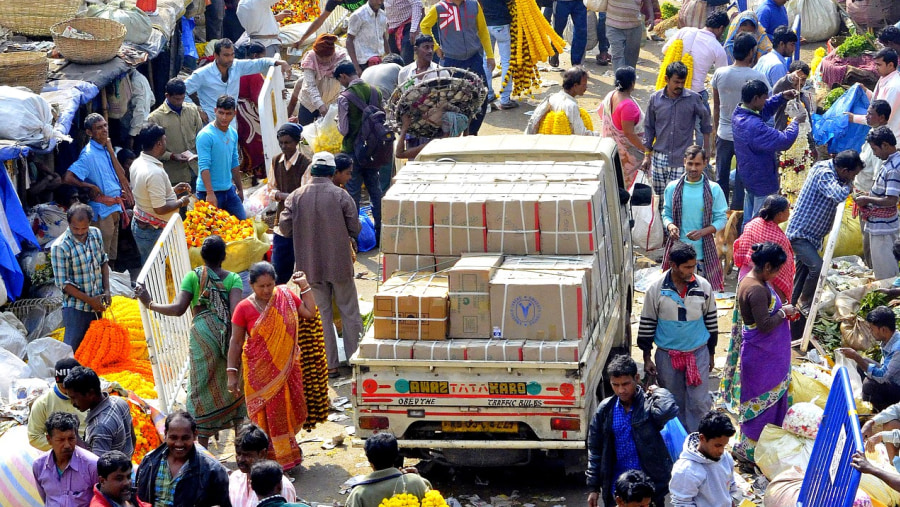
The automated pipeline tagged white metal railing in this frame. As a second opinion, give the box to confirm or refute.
[259,60,290,182]
[136,215,193,413]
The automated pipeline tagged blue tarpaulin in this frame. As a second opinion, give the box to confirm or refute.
[812,83,871,154]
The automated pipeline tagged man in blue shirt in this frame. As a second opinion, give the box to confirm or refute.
[185,39,291,124]
[196,95,246,219]
[786,151,863,311]
[755,0,788,38]
[839,306,900,411]
[754,26,797,87]
[63,114,134,262]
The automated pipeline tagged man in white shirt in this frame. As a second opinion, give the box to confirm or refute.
[852,49,900,138]
[236,0,294,57]
[398,34,443,84]
[525,67,596,136]
[130,124,192,264]
[347,0,390,76]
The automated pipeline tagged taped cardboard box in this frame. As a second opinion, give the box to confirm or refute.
[448,254,504,338]
[462,339,525,361]
[485,186,542,255]
[392,161,604,184]
[538,182,601,255]
[358,336,415,359]
[373,273,449,340]
[434,256,460,272]
[381,254,436,282]
[381,185,434,255]
[432,194,488,255]
[522,340,587,362]
[413,340,469,360]
[490,268,589,341]
[502,255,601,324]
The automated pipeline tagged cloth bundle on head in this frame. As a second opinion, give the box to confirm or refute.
[313,34,338,58]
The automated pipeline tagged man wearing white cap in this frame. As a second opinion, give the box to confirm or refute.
[279,152,363,377]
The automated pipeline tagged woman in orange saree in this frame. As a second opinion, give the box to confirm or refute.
[227,262,317,470]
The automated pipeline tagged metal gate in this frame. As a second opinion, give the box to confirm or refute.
[135,215,193,413]
[797,367,864,507]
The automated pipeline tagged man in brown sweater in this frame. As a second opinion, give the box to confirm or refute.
[278,152,362,376]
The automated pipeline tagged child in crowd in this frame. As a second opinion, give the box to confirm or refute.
[614,470,655,507]
[90,450,149,507]
[669,411,739,507]
[333,153,353,189]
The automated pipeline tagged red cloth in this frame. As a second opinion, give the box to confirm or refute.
[90,485,151,507]
[668,349,703,386]
[238,73,266,174]
[733,217,795,301]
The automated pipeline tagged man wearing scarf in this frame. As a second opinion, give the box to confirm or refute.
[290,34,349,125]
[638,240,718,433]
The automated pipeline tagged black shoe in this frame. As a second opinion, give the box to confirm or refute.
[549,55,559,68]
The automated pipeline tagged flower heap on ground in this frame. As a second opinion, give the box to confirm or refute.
[184,200,256,248]
[504,0,566,97]
[298,311,330,429]
[272,0,320,25]
[537,108,593,134]
[656,39,693,91]
[105,296,149,361]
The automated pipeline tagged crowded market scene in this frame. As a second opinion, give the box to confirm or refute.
[3,0,900,504]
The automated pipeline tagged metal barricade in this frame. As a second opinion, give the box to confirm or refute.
[797,367,864,507]
[135,215,193,413]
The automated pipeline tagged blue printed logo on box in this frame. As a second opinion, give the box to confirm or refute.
[510,296,541,327]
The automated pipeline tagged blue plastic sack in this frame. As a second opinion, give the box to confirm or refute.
[358,205,376,252]
[660,417,688,461]
[812,84,870,154]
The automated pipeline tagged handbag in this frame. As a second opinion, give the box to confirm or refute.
[584,0,608,13]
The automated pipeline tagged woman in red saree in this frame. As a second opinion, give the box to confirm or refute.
[227,262,317,469]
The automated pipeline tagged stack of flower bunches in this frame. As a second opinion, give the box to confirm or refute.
[104,371,157,400]
[104,296,148,361]
[536,108,593,134]
[129,400,162,464]
[184,201,256,248]
[504,0,566,97]
[75,319,155,383]
[656,39,694,90]
[272,0,320,24]
[299,312,330,429]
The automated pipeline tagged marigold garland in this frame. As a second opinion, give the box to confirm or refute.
[184,200,256,248]
[656,39,683,90]
[104,296,148,361]
[504,0,566,97]
[779,120,814,204]
[536,108,593,134]
[102,371,157,399]
[299,311,330,429]
[379,490,449,507]
[128,399,162,465]
[272,0,320,25]
[810,47,826,79]
[76,318,156,384]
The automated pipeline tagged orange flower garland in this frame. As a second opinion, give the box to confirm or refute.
[75,318,155,383]
[128,400,162,464]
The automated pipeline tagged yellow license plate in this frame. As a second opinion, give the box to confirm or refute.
[441,421,519,433]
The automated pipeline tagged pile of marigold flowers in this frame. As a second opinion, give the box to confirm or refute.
[184,200,256,247]
[103,371,157,400]
[380,490,449,507]
[128,399,162,464]
[504,0,566,97]
[272,0,320,25]
[75,319,154,383]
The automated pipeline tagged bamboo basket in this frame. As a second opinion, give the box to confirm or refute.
[50,18,127,65]
[0,0,82,37]
[0,52,48,94]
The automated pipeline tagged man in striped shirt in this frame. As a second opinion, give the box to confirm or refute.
[858,126,900,280]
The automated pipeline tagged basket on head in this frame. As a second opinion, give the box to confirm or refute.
[0,0,82,38]
[50,18,127,65]
[0,52,48,94]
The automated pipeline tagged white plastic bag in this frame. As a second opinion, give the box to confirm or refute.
[302,104,343,153]
[0,319,28,359]
[583,0,607,13]
[834,350,864,399]
[243,186,273,218]
[631,172,665,251]
[755,424,816,479]
[0,87,55,147]
[85,0,153,44]
[26,338,74,379]
[786,0,840,43]
[0,348,33,402]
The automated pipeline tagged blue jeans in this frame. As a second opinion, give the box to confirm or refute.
[131,220,163,265]
[483,25,513,104]
[716,137,744,211]
[553,0,587,65]
[596,12,609,53]
[743,189,772,227]
[197,186,246,220]
[442,53,489,134]
[271,233,295,285]
[63,307,100,353]
[346,157,383,239]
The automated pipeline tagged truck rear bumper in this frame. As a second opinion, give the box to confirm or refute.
[395,439,585,450]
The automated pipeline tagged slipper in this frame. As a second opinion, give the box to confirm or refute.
[328,369,341,379]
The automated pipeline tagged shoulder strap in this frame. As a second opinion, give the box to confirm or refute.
[349,472,404,489]
[342,88,368,110]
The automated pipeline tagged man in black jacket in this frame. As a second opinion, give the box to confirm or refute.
[586,355,678,507]
[135,411,232,507]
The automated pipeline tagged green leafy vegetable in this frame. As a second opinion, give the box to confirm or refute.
[859,291,890,316]
[836,34,876,58]
[660,1,679,19]
[822,87,846,112]
[813,316,842,355]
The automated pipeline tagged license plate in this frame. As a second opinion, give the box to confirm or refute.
[441,421,519,433]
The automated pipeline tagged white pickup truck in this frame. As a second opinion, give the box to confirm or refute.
[350,135,643,469]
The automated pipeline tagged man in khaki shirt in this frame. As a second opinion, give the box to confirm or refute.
[148,78,206,188]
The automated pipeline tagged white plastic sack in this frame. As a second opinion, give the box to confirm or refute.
[0,426,43,506]
[243,186,273,218]
[834,350,863,399]
[755,424,816,479]
[786,0,840,43]
[109,270,133,297]
[0,319,28,359]
[0,348,33,403]
[26,338,74,379]
[86,0,153,44]
[8,378,50,402]
[0,87,55,147]
[631,172,665,251]
[764,466,803,507]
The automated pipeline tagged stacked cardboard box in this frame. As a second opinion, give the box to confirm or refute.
[447,254,503,338]
[360,336,589,362]
[373,273,449,340]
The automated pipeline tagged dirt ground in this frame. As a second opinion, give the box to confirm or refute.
[211,37,826,506]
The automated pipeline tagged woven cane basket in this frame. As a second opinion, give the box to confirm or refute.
[0,0,82,37]
[0,52,48,94]
[50,18,127,65]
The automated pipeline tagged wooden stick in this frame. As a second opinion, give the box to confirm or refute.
[801,201,846,352]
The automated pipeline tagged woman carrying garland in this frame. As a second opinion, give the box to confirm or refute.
[135,235,246,447]
[598,66,646,189]
[228,262,316,469]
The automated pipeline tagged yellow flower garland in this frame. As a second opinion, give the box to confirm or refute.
[504,0,567,97]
